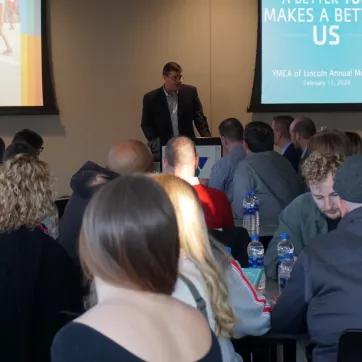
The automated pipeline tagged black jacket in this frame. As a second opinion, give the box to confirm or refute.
[0,227,82,362]
[271,207,362,362]
[283,143,302,173]
[141,84,211,146]
[59,161,118,261]
[298,148,309,176]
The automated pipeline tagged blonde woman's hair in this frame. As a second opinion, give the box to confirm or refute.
[151,174,236,338]
[0,154,58,232]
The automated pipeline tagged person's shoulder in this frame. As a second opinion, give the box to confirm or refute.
[205,185,228,200]
[280,193,314,218]
[289,192,314,209]
[306,228,342,254]
[180,84,197,92]
[143,87,163,99]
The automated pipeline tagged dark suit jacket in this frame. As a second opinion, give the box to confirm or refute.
[283,143,302,173]
[141,84,211,148]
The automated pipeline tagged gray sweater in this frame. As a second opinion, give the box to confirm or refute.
[232,151,302,235]
[264,192,328,279]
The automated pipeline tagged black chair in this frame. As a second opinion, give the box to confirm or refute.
[55,197,70,219]
[209,227,250,267]
[337,329,362,362]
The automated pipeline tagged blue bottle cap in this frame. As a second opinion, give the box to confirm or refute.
[251,235,259,241]
[225,247,232,254]
[280,233,289,239]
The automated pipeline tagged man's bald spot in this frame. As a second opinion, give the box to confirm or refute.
[165,136,196,168]
[106,140,153,174]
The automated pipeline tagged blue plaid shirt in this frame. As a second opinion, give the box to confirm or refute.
[208,144,246,203]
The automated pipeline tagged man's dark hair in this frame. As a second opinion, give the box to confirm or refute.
[244,121,274,153]
[273,115,294,139]
[165,136,196,168]
[293,117,316,140]
[162,62,182,76]
[218,118,244,142]
[12,129,43,152]
[3,141,37,162]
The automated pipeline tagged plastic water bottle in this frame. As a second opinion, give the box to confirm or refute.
[278,259,294,294]
[250,190,260,235]
[277,233,294,268]
[247,235,265,290]
[243,193,256,236]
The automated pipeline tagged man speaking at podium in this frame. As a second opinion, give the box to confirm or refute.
[141,62,211,160]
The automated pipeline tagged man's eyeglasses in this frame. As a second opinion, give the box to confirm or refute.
[167,75,183,82]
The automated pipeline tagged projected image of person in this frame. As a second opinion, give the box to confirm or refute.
[6,0,19,31]
[0,0,12,55]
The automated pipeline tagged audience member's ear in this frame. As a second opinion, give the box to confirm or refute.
[275,130,281,141]
[195,156,199,171]
[90,174,110,187]
[242,140,249,152]
[162,158,169,172]
[337,197,347,217]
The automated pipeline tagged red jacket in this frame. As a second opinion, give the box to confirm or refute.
[193,184,234,229]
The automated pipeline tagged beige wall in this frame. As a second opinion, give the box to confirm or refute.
[0,0,359,195]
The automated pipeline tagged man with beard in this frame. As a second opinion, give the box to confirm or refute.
[264,152,344,279]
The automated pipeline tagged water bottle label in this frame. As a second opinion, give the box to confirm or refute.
[279,275,289,292]
[277,255,284,266]
[278,252,294,266]
[248,256,264,268]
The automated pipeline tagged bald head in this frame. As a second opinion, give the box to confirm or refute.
[106,140,153,175]
[290,117,316,149]
[164,137,198,175]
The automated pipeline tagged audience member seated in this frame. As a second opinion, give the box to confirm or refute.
[265,153,344,279]
[52,175,222,362]
[152,174,270,362]
[289,117,316,174]
[3,142,59,238]
[208,118,246,202]
[232,121,302,234]
[12,128,44,156]
[59,140,153,261]
[0,154,81,362]
[271,155,362,362]
[345,131,362,154]
[271,115,302,172]
[163,136,234,229]
[308,129,352,157]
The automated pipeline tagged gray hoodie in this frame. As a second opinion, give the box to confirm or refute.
[232,151,303,235]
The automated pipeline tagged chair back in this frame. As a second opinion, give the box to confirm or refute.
[209,227,250,267]
[337,329,362,362]
[55,197,70,219]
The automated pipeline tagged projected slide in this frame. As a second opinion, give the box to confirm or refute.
[262,0,362,104]
[0,0,42,107]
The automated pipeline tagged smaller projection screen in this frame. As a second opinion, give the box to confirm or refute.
[0,0,56,114]
[249,0,362,112]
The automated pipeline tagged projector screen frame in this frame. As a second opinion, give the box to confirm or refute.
[0,0,58,116]
[248,0,362,113]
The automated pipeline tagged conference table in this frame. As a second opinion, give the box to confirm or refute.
[233,279,310,362]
